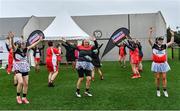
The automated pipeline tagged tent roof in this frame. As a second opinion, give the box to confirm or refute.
[43,12,89,40]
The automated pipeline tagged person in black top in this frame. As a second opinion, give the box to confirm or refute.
[62,37,98,98]
[91,43,104,80]
[62,42,76,69]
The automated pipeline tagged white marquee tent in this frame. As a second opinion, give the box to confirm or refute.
[43,12,89,40]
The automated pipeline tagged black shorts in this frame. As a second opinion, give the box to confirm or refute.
[77,68,91,78]
[14,70,29,76]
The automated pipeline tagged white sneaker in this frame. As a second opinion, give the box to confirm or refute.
[163,90,169,97]
[84,92,92,97]
[75,92,81,98]
[157,90,161,97]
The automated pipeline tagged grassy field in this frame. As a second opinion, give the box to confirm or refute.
[0,51,180,110]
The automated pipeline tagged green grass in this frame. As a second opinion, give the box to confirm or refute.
[0,57,180,110]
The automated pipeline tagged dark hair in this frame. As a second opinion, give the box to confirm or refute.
[48,41,53,46]
[156,37,164,44]
[82,40,89,46]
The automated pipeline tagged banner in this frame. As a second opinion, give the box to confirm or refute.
[102,27,129,58]
[26,30,44,46]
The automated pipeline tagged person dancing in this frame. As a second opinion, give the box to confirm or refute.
[63,37,98,98]
[148,27,174,97]
[9,32,42,104]
[46,41,60,87]
[115,42,127,68]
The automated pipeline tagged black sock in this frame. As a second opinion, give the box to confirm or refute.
[86,88,89,92]
[76,89,80,94]
[163,88,167,91]
[23,94,26,97]
[157,87,160,90]
[17,93,20,96]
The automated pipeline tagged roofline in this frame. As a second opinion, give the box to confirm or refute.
[71,11,160,17]
[157,11,166,25]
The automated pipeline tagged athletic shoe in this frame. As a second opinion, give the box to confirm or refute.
[48,83,55,87]
[16,96,22,104]
[157,90,161,97]
[84,91,93,97]
[163,90,169,97]
[131,74,138,79]
[100,76,104,80]
[123,65,126,68]
[22,97,30,104]
[139,69,143,72]
[136,74,141,78]
[75,92,81,98]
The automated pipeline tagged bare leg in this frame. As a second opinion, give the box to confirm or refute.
[86,76,91,90]
[162,73,167,88]
[50,71,59,83]
[91,68,95,81]
[16,74,23,95]
[155,73,160,89]
[22,75,29,96]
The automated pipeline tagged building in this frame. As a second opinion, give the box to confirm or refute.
[72,11,166,61]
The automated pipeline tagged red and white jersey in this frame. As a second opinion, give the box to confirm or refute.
[152,44,167,63]
[46,47,59,64]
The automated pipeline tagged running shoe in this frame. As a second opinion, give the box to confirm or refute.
[22,97,30,104]
[84,91,93,97]
[16,96,22,104]
[163,90,169,97]
[75,92,81,98]
[157,90,161,97]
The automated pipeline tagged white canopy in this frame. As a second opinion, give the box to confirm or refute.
[43,12,89,40]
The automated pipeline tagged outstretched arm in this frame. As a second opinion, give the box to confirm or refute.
[148,27,154,47]
[27,38,43,50]
[62,37,77,49]
[91,37,98,50]
[167,30,174,47]
[9,32,16,51]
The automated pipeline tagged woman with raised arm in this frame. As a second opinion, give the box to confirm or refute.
[9,32,42,104]
[63,37,98,98]
[148,27,174,97]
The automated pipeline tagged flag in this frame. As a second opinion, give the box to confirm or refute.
[102,27,129,58]
[26,30,45,46]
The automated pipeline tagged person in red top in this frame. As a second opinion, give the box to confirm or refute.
[148,27,174,97]
[46,41,60,87]
[5,37,14,74]
[115,42,127,68]
[125,39,141,79]
[136,40,143,72]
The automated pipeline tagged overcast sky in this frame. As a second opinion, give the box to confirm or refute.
[0,0,180,30]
